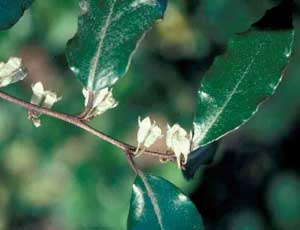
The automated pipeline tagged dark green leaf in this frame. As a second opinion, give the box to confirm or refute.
[66,0,167,91]
[182,142,219,180]
[128,174,203,230]
[193,3,294,147]
[0,0,33,30]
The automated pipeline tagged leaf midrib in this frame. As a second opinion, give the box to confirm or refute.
[140,174,165,230]
[87,0,117,90]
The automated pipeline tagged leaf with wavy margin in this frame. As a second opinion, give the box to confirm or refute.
[193,2,295,148]
[66,0,167,91]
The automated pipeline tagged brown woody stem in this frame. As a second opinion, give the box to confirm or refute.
[0,91,174,161]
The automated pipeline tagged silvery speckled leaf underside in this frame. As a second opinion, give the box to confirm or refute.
[66,0,167,91]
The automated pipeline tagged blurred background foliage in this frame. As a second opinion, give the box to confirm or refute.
[0,0,299,229]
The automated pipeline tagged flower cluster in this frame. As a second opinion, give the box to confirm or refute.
[0,57,27,88]
[135,117,163,156]
[29,82,62,127]
[166,124,192,167]
[136,116,192,167]
[82,88,118,119]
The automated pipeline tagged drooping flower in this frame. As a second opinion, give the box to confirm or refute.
[0,57,27,88]
[136,117,162,155]
[82,88,118,119]
[166,124,192,168]
[29,82,61,127]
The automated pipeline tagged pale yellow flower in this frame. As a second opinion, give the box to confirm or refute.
[137,117,162,148]
[82,88,118,118]
[0,57,27,87]
[166,124,192,168]
[29,82,61,127]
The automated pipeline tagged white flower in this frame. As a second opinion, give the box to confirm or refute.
[0,57,27,88]
[166,124,192,168]
[31,82,61,108]
[82,88,118,118]
[137,117,162,148]
[29,82,61,127]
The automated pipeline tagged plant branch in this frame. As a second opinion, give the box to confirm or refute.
[125,150,139,174]
[0,90,175,161]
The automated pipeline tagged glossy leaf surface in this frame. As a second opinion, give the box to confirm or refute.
[0,0,33,30]
[66,0,167,91]
[128,174,203,230]
[193,3,294,147]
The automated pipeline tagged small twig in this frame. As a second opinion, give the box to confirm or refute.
[0,90,175,161]
[125,150,139,174]
[127,145,175,161]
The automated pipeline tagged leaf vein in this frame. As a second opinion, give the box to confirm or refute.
[87,0,117,90]
[140,174,164,230]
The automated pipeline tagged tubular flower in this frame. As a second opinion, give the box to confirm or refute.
[136,116,163,155]
[82,88,118,119]
[0,57,27,88]
[29,82,61,127]
[166,124,192,168]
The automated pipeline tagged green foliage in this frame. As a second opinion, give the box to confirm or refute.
[0,0,299,230]
[0,0,33,30]
[128,174,203,230]
[66,0,167,91]
[193,7,294,147]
